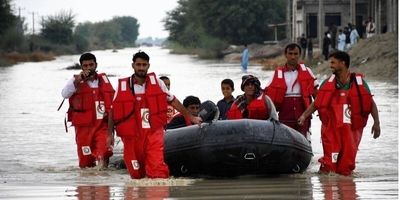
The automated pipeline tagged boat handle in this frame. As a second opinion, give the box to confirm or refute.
[292,164,300,173]
[180,165,188,174]
[244,153,255,160]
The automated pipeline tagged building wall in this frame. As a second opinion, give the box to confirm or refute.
[290,0,397,45]
[295,0,368,39]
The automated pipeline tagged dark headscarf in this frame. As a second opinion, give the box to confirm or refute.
[234,75,262,117]
[241,75,261,92]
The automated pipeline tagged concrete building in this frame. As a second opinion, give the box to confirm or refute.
[286,0,398,48]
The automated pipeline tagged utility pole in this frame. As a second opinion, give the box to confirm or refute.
[17,7,25,32]
[350,0,356,26]
[286,0,291,41]
[318,0,324,51]
[29,11,37,35]
[292,0,297,42]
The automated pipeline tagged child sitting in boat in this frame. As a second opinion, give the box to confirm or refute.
[166,96,201,129]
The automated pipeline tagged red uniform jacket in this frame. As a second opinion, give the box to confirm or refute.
[68,73,115,127]
[112,73,168,137]
[265,64,316,110]
[314,73,372,129]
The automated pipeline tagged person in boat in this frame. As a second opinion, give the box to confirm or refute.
[265,43,319,140]
[166,95,201,129]
[298,51,381,176]
[107,51,202,179]
[217,78,235,120]
[61,52,115,169]
[159,76,176,123]
[227,75,277,120]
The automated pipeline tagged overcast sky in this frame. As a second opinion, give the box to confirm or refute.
[12,0,178,38]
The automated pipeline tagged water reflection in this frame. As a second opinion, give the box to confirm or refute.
[76,186,110,200]
[74,185,169,200]
[313,176,358,200]
[123,186,169,199]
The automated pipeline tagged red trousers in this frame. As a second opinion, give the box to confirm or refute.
[319,124,363,176]
[279,97,311,137]
[75,121,112,168]
[121,127,169,179]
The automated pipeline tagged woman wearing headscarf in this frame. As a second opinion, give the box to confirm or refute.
[227,75,277,120]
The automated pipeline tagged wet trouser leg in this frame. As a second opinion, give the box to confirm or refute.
[336,127,362,176]
[121,136,145,179]
[319,125,340,173]
[75,126,96,168]
[144,128,169,178]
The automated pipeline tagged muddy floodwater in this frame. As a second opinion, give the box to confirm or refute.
[0,47,397,199]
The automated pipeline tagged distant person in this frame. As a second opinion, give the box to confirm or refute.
[61,53,115,169]
[322,31,331,60]
[265,43,318,140]
[241,44,249,73]
[299,34,307,60]
[337,29,346,51]
[298,51,381,176]
[307,37,313,61]
[366,17,376,38]
[350,25,360,47]
[217,78,235,120]
[166,95,201,129]
[227,75,277,120]
[160,76,176,123]
[108,51,202,179]
[344,26,351,51]
[329,23,338,49]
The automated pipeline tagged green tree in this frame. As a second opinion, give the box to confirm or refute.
[73,22,92,52]
[92,21,121,49]
[112,16,139,45]
[0,17,25,51]
[40,10,75,45]
[73,16,139,50]
[0,0,16,36]
[164,0,286,46]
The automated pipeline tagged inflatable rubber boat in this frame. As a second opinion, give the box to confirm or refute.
[109,100,313,177]
[164,119,313,177]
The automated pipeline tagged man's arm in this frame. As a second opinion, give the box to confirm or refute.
[107,109,115,147]
[370,99,381,139]
[61,76,78,98]
[170,98,202,125]
[298,102,317,126]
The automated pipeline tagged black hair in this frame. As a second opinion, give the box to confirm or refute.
[183,95,201,108]
[132,51,150,62]
[221,78,234,90]
[285,43,301,54]
[79,53,96,65]
[329,51,350,68]
[159,76,170,81]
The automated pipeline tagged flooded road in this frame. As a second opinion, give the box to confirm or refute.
[0,47,397,199]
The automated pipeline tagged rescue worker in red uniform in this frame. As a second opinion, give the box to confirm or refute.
[61,53,115,169]
[166,95,201,129]
[298,51,381,176]
[227,75,277,121]
[108,51,202,179]
[265,43,318,140]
